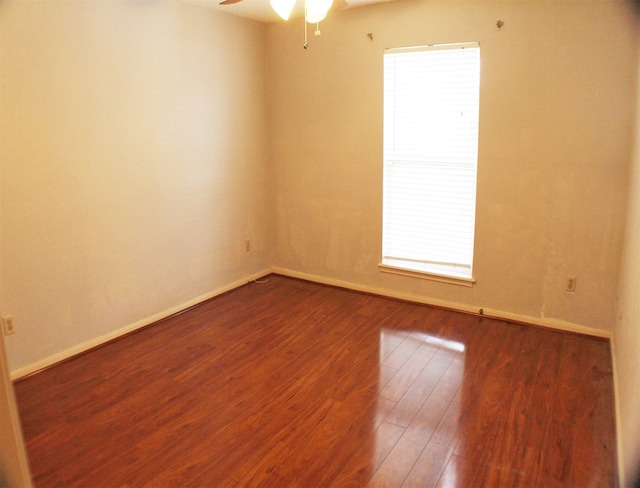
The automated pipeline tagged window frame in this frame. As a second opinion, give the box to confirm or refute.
[379,42,480,287]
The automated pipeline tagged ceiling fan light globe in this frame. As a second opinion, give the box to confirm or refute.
[270,0,296,20]
[305,0,332,22]
[305,9,327,23]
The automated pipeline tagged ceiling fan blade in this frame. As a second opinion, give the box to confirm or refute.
[219,0,243,4]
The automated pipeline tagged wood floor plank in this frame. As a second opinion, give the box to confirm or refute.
[383,351,453,429]
[368,379,459,487]
[379,341,438,402]
[13,275,617,487]
[88,308,376,485]
[330,420,406,488]
[401,399,464,488]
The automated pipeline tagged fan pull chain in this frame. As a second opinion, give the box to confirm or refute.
[303,16,308,49]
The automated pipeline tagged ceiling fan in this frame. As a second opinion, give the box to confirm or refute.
[219,0,349,23]
[220,0,349,48]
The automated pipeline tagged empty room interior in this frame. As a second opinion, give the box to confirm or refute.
[1,0,640,486]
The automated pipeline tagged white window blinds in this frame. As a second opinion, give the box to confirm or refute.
[382,43,480,282]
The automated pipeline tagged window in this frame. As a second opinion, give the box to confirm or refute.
[380,43,480,286]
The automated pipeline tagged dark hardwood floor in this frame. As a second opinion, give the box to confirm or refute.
[14,275,617,487]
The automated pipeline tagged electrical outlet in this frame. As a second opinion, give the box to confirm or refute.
[245,239,251,253]
[566,276,577,293]
[2,316,15,335]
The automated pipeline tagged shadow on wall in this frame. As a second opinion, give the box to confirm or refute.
[0,470,9,488]
[627,3,640,487]
[632,3,640,488]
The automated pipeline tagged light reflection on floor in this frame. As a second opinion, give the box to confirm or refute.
[374,328,465,486]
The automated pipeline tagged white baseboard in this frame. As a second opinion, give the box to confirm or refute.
[10,269,271,381]
[270,266,612,339]
[13,265,611,381]
[610,339,626,488]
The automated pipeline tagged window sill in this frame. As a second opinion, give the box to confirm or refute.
[379,262,476,287]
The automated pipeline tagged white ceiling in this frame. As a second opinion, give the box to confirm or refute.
[182,0,395,23]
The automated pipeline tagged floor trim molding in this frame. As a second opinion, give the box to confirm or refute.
[610,338,626,487]
[13,266,612,381]
[271,267,612,340]
[10,269,271,381]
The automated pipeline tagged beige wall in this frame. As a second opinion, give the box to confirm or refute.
[268,0,638,333]
[0,1,270,372]
[1,0,639,484]
[615,20,640,488]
